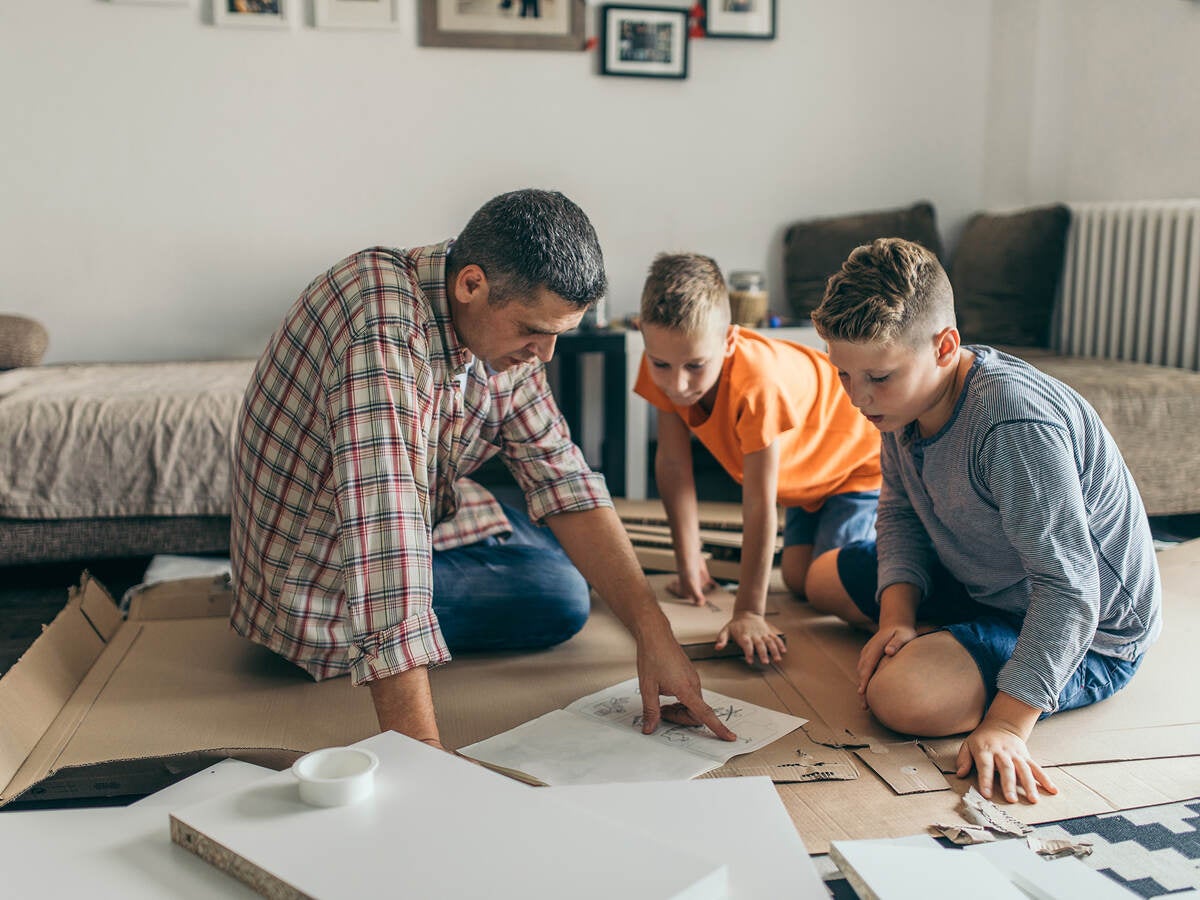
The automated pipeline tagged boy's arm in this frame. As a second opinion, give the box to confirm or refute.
[655,411,714,604]
[715,440,788,665]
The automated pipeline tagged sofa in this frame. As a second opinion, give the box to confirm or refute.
[0,315,251,566]
[783,201,1200,518]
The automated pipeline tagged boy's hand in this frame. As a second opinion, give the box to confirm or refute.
[857,624,918,697]
[956,721,1058,804]
[716,611,787,666]
[667,561,718,606]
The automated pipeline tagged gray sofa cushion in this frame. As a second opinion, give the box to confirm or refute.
[952,205,1071,348]
[1010,347,1200,517]
[783,201,944,320]
[0,314,49,370]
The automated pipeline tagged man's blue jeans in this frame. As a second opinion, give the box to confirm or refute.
[431,501,590,653]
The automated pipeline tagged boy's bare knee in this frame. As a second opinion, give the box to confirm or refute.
[865,640,985,736]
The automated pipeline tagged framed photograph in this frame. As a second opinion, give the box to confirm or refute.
[704,0,775,40]
[315,0,401,30]
[600,5,688,80]
[213,0,291,28]
[418,0,585,51]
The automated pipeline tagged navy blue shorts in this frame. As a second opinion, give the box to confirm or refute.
[835,540,1142,715]
[783,490,879,557]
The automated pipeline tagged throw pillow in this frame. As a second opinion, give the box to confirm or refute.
[0,314,49,369]
[951,204,1071,348]
[783,201,945,320]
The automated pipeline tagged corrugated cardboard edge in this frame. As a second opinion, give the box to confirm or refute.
[0,573,117,800]
[126,574,233,621]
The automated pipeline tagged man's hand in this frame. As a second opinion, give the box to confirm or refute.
[636,627,737,742]
[716,611,786,665]
[956,695,1058,804]
[666,561,718,606]
[857,624,918,697]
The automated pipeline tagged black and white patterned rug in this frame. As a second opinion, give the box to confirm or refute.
[821,797,1200,898]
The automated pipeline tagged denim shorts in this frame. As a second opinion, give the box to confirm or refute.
[783,490,879,557]
[835,539,1143,715]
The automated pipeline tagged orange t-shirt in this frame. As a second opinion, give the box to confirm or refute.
[634,328,881,512]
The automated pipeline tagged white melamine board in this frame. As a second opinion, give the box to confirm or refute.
[0,759,270,897]
[170,731,728,900]
[549,777,829,899]
[831,838,1027,900]
[966,839,1138,899]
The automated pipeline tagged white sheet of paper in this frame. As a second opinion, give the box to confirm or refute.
[549,778,829,899]
[460,677,806,785]
[0,759,270,897]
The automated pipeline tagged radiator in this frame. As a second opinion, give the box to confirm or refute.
[1056,200,1200,370]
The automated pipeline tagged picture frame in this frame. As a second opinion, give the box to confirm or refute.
[418,0,585,51]
[600,4,689,80]
[315,0,401,30]
[213,0,291,29]
[703,0,775,40]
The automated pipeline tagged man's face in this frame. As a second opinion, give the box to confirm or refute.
[825,337,944,433]
[640,321,731,409]
[451,268,586,372]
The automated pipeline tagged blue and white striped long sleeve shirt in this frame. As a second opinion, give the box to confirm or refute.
[876,346,1162,711]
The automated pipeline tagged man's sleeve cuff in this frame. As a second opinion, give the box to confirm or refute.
[525,472,614,525]
[349,610,452,686]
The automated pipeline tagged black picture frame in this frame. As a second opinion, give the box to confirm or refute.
[600,4,690,79]
[703,0,776,40]
[418,0,586,51]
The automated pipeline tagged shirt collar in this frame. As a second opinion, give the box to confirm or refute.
[410,239,472,376]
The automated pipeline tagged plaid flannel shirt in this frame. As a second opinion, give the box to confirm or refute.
[229,242,611,684]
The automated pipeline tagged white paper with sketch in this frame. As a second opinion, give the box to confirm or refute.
[459,677,806,785]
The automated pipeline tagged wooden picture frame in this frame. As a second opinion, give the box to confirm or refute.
[315,0,401,30]
[418,0,585,51]
[213,0,291,29]
[703,0,775,40]
[599,4,689,80]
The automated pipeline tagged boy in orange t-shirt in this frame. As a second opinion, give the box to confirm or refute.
[635,253,881,664]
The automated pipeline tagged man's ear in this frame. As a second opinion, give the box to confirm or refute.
[724,324,739,357]
[452,264,489,306]
[933,326,961,367]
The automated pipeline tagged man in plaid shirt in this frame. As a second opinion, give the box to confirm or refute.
[230,189,736,749]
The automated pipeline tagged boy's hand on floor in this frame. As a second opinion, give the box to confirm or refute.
[856,625,918,699]
[667,563,718,606]
[956,721,1059,804]
[716,611,787,665]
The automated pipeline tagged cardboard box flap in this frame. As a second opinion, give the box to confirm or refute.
[126,575,233,621]
[1,582,379,807]
[0,575,117,796]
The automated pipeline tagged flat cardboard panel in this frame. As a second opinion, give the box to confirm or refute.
[614,498,751,532]
[854,741,952,794]
[126,575,234,621]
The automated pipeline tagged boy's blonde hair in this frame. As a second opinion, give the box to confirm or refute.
[639,253,730,335]
[811,238,954,346]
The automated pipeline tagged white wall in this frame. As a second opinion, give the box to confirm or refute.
[1018,0,1200,206]
[0,0,992,363]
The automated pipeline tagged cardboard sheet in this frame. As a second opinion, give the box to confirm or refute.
[3,540,1198,856]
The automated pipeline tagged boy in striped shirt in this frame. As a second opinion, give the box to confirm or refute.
[806,237,1162,805]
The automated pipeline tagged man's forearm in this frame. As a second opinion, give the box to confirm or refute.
[368,665,441,745]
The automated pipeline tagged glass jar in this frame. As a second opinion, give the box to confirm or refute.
[727,270,768,326]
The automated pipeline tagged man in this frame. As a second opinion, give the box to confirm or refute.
[230,189,736,748]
